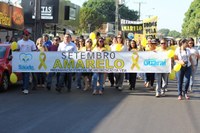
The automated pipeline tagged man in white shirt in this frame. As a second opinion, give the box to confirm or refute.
[17,29,37,94]
[56,33,77,92]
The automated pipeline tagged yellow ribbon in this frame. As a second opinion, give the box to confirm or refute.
[131,51,140,70]
[38,52,47,70]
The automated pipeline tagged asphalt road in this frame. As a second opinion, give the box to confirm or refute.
[0,69,200,133]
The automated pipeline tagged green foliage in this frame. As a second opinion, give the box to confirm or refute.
[158,28,170,37]
[182,0,200,37]
[168,30,181,38]
[79,0,138,32]
[158,28,181,38]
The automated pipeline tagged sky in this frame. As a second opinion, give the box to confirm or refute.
[70,0,194,32]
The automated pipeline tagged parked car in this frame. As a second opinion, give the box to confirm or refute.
[0,44,22,91]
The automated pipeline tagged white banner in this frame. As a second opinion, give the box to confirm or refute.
[12,51,171,73]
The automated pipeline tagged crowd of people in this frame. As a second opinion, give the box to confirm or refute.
[9,29,200,100]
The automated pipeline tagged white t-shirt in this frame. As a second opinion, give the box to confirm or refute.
[175,47,191,67]
[17,39,36,52]
[58,41,77,52]
[189,47,199,66]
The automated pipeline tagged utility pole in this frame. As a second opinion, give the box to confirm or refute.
[134,2,145,21]
[115,0,119,35]
[34,0,42,41]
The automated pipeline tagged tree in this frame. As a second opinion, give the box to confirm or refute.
[168,30,181,38]
[79,0,138,32]
[158,28,170,37]
[182,0,200,37]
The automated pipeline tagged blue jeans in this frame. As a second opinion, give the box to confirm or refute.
[47,72,59,88]
[156,73,168,94]
[22,73,30,90]
[176,66,191,96]
[92,73,104,91]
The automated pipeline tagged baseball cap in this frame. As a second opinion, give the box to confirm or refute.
[23,29,31,36]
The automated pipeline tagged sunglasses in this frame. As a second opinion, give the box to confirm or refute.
[87,41,92,43]
[54,39,59,41]
[161,43,166,44]
[99,40,104,43]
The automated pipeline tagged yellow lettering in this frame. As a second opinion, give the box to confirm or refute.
[105,59,114,69]
[114,59,124,69]
[96,59,104,69]
[86,59,95,68]
[53,59,63,68]
[76,59,85,68]
[63,59,75,68]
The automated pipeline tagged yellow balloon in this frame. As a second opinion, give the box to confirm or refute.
[11,42,18,51]
[10,73,18,84]
[116,43,122,51]
[173,63,181,72]
[141,38,147,47]
[167,50,175,58]
[169,70,176,80]
[89,32,96,40]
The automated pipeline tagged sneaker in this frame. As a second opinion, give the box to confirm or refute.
[76,86,81,89]
[185,94,190,100]
[161,92,165,96]
[178,96,182,100]
[92,90,97,95]
[22,89,29,94]
[42,84,45,88]
[155,93,160,97]
[99,90,103,95]
[118,87,123,91]
[83,87,88,91]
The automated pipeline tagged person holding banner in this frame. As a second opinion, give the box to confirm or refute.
[115,35,128,91]
[108,37,118,87]
[174,39,193,100]
[92,37,106,95]
[128,40,138,90]
[155,39,168,97]
[75,38,86,90]
[17,29,37,94]
[144,39,156,90]
[46,36,60,90]
[36,37,48,88]
[56,33,77,93]
[82,38,92,91]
